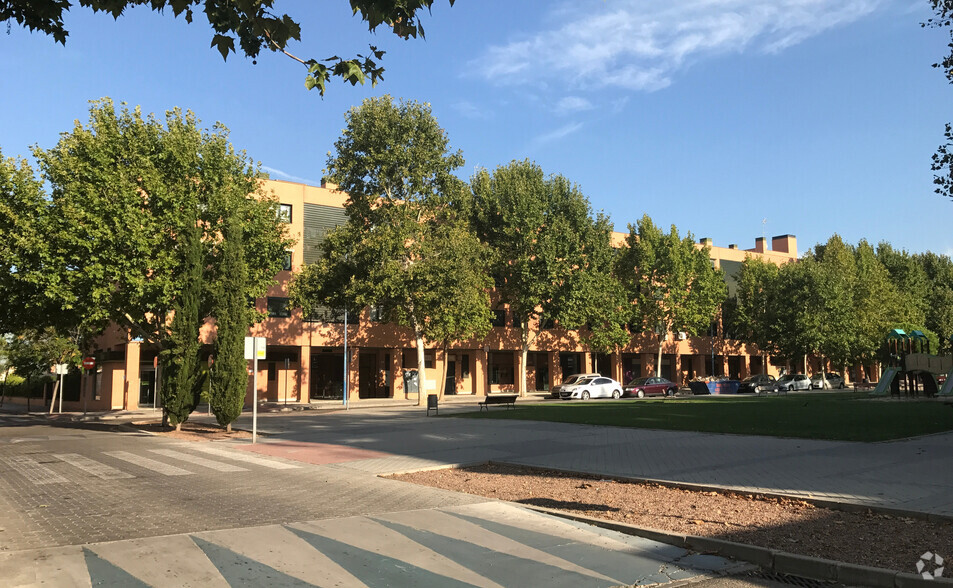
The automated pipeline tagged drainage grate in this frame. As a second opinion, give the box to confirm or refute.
[744,570,840,587]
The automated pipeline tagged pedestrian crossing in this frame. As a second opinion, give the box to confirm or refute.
[0,502,740,587]
[0,443,299,486]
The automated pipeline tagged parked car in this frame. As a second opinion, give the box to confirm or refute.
[623,376,678,398]
[558,376,624,400]
[811,372,845,389]
[776,373,811,392]
[551,373,601,398]
[738,374,777,394]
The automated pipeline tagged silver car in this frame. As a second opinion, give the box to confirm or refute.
[558,376,624,400]
[776,374,811,392]
[811,372,845,389]
[551,373,600,398]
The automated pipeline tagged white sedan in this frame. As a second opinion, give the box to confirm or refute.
[558,376,624,400]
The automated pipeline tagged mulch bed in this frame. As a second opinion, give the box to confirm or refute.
[390,463,953,574]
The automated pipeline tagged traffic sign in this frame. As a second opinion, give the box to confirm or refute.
[82,357,96,370]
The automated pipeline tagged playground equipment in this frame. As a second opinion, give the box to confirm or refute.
[871,330,953,397]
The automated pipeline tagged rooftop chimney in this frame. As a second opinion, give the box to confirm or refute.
[771,234,797,256]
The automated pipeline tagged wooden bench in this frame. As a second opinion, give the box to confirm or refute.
[479,394,518,412]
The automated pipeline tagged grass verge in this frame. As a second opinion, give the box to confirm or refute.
[454,392,953,441]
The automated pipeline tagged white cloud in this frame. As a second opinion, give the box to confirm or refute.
[554,96,595,114]
[452,100,492,119]
[261,165,318,186]
[533,122,585,146]
[474,0,882,91]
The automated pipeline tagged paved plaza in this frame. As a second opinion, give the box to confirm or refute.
[2,404,950,586]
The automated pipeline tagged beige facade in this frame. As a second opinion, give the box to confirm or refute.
[57,179,805,411]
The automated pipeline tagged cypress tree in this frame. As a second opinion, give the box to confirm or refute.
[209,208,250,431]
[161,221,204,430]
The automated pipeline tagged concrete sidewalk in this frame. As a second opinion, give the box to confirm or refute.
[220,408,953,518]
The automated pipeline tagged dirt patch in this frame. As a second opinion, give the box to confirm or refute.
[390,463,953,574]
[129,420,253,442]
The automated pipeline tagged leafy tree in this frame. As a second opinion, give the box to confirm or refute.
[290,96,491,405]
[729,256,780,369]
[3,327,80,410]
[23,99,289,425]
[208,209,251,431]
[2,0,454,94]
[851,240,910,365]
[615,215,726,377]
[161,223,205,429]
[926,1,953,202]
[471,160,627,395]
[914,251,953,353]
[0,151,65,334]
[875,243,929,326]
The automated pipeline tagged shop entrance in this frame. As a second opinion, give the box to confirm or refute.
[359,352,388,398]
[534,353,549,391]
[310,353,344,399]
[445,359,456,395]
[139,368,156,406]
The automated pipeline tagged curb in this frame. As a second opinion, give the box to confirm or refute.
[520,505,953,587]
[487,460,953,525]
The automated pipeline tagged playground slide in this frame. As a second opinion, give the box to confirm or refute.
[871,367,899,396]
[940,368,953,397]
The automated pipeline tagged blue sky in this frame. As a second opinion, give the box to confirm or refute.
[1,0,950,257]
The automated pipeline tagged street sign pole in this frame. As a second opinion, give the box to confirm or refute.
[58,371,63,414]
[245,337,265,444]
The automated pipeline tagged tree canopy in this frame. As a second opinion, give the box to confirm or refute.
[290,95,491,404]
[1,98,291,426]
[471,159,627,394]
[615,215,726,377]
[1,0,455,94]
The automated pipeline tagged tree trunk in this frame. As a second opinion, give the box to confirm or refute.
[520,322,531,398]
[226,423,232,433]
[415,331,427,407]
[48,379,60,415]
[656,335,664,377]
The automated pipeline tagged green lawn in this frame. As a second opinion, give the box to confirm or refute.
[454,393,953,441]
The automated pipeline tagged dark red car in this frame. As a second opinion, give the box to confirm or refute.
[623,376,678,398]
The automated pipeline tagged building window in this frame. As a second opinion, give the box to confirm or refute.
[491,309,507,327]
[369,305,384,322]
[267,297,291,318]
[424,353,434,369]
[282,251,293,271]
[268,362,277,381]
[305,305,346,323]
[278,204,292,223]
[461,354,470,378]
[541,317,555,330]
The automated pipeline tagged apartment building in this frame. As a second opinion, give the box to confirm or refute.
[69,179,800,411]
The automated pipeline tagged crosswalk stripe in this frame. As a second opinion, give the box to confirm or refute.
[53,453,134,480]
[180,444,299,470]
[104,451,193,476]
[149,449,248,472]
[0,455,69,485]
